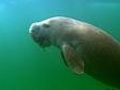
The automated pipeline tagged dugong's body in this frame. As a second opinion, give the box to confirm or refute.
[29,16,120,89]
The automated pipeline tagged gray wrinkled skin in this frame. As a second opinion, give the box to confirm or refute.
[29,16,120,89]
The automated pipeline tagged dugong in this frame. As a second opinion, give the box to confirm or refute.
[29,16,120,89]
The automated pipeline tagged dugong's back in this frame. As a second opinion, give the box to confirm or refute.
[77,24,120,89]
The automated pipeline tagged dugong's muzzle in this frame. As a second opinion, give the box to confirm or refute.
[29,23,41,42]
[29,22,51,48]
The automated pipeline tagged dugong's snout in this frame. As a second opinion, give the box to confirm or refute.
[29,22,51,48]
[29,23,41,42]
[29,23,38,34]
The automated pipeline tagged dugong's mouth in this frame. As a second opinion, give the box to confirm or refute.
[29,23,51,48]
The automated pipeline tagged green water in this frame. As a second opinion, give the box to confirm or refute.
[0,0,120,90]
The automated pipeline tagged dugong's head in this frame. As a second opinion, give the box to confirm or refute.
[29,16,76,48]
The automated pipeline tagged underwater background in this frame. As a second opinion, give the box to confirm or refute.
[0,0,120,90]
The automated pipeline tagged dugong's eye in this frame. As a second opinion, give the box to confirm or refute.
[43,23,50,28]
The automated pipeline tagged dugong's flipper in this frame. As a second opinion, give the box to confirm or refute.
[61,44,84,75]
